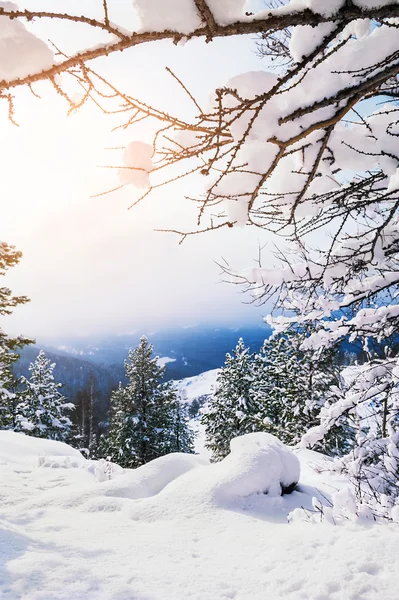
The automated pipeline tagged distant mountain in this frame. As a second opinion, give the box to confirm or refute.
[36,324,273,381]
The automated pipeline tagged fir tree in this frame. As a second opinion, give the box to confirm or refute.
[254,328,351,454]
[107,336,194,468]
[0,242,32,429]
[202,338,259,461]
[17,351,74,442]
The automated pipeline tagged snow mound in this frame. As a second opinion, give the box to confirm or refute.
[98,435,299,520]
[218,433,300,498]
[132,433,301,525]
[100,452,207,500]
[16,451,207,514]
[0,430,84,466]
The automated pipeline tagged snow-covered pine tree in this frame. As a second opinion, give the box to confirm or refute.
[202,338,258,461]
[17,350,74,441]
[254,328,352,454]
[106,382,131,464]
[0,242,32,429]
[106,336,194,468]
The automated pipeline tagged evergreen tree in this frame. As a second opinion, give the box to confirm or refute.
[202,338,259,461]
[17,351,74,441]
[253,328,352,454]
[0,242,32,429]
[106,336,194,468]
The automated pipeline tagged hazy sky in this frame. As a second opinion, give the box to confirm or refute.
[2,1,273,339]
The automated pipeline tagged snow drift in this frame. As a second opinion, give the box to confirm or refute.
[2,431,399,599]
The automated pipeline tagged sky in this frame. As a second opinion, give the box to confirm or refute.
[2,0,274,339]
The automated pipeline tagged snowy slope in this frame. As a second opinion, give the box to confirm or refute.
[175,369,220,458]
[1,431,399,600]
[175,368,219,401]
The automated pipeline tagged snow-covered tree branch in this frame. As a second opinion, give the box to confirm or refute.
[1,1,398,96]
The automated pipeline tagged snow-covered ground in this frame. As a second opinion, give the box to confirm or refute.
[175,368,219,458]
[175,368,219,401]
[1,430,399,600]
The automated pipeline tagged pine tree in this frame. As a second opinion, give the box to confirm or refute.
[17,350,74,442]
[253,329,351,454]
[202,338,259,461]
[0,242,32,429]
[106,336,194,468]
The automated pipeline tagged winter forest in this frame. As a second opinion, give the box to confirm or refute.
[2,1,399,599]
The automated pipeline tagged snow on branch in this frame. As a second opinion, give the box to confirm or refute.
[0,2,398,93]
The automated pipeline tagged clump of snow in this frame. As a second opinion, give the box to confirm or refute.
[300,0,346,16]
[207,0,246,24]
[119,141,153,189]
[289,23,335,62]
[344,18,371,40]
[133,0,202,34]
[133,0,247,32]
[252,0,345,19]
[223,71,280,142]
[0,1,53,81]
